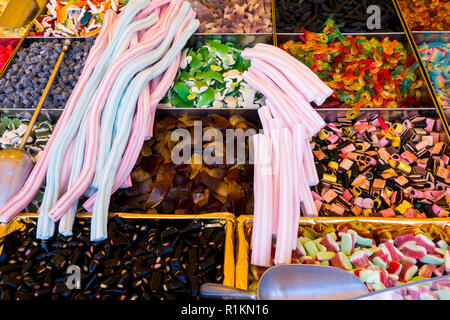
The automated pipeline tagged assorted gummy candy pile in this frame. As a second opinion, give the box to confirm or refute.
[30,0,126,37]
[162,40,264,108]
[418,42,449,108]
[398,0,449,31]
[248,221,450,292]
[281,19,424,108]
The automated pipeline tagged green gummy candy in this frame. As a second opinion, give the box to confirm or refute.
[340,253,353,270]
[359,270,380,284]
[296,238,306,255]
[410,276,427,282]
[172,81,190,98]
[434,248,447,256]
[347,229,358,239]
[320,261,330,266]
[197,87,215,107]
[373,256,387,269]
[315,243,327,252]
[340,233,353,255]
[304,241,318,259]
[316,251,335,261]
[420,255,444,266]
[1,117,12,126]
[370,282,386,291]
[356,236,373,247]
[12,118,21,128]
[404,266,418,281]
[436,240,448,250]
[348,229,372,247]
[299,256,314,263]
[327,232,337,241]
[299,237,312,245]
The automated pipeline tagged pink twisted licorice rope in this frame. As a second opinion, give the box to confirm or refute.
[48,4,192,221]
[135,0,170,20]
[0,10,116,223]
[242,48,315,103]
[255,43,333,105]
[82,11,189,211]
[273,128,295,265]
[87,0,181,195]
[244,68,317,136]
[83,56,180,211]
[251,133,274,267]
[250,58,325,131]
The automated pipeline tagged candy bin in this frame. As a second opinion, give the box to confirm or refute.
[159,33,273,109]
[277,21,437,109]
[109,109,261,216]
[274,0,403,33]
[0,38,67,109]
[0,213,235,300]
[397,0,449,32]
[236,215,450,295]
[412,32,450,111]
[0,109,59,214]
[311,109,450,219]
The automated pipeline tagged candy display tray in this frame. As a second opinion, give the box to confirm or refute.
[0,212,237,288]
[273,0,405,34]
[0,37,90,112]
[234,214,450,290]
[158,33,274,110]
[0,36,94,109]
[277,32,439,111]
[412,31,450,112]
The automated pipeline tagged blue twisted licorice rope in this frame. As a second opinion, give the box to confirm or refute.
[91,17,199,241]
[37,0,150,240]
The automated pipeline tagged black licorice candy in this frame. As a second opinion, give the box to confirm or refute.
[275,0,403,33]
[0,218,225,300]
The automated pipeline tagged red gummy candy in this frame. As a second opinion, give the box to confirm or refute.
[387,261,402,275]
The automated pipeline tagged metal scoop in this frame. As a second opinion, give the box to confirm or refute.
[0,39,71,208]
[200,264,369,300]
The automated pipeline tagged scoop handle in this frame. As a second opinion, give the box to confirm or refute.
[200,283,257,300]
[19,39,71,150]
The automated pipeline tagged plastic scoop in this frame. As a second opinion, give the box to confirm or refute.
[200,264,369,300]
[0,39,71,208]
